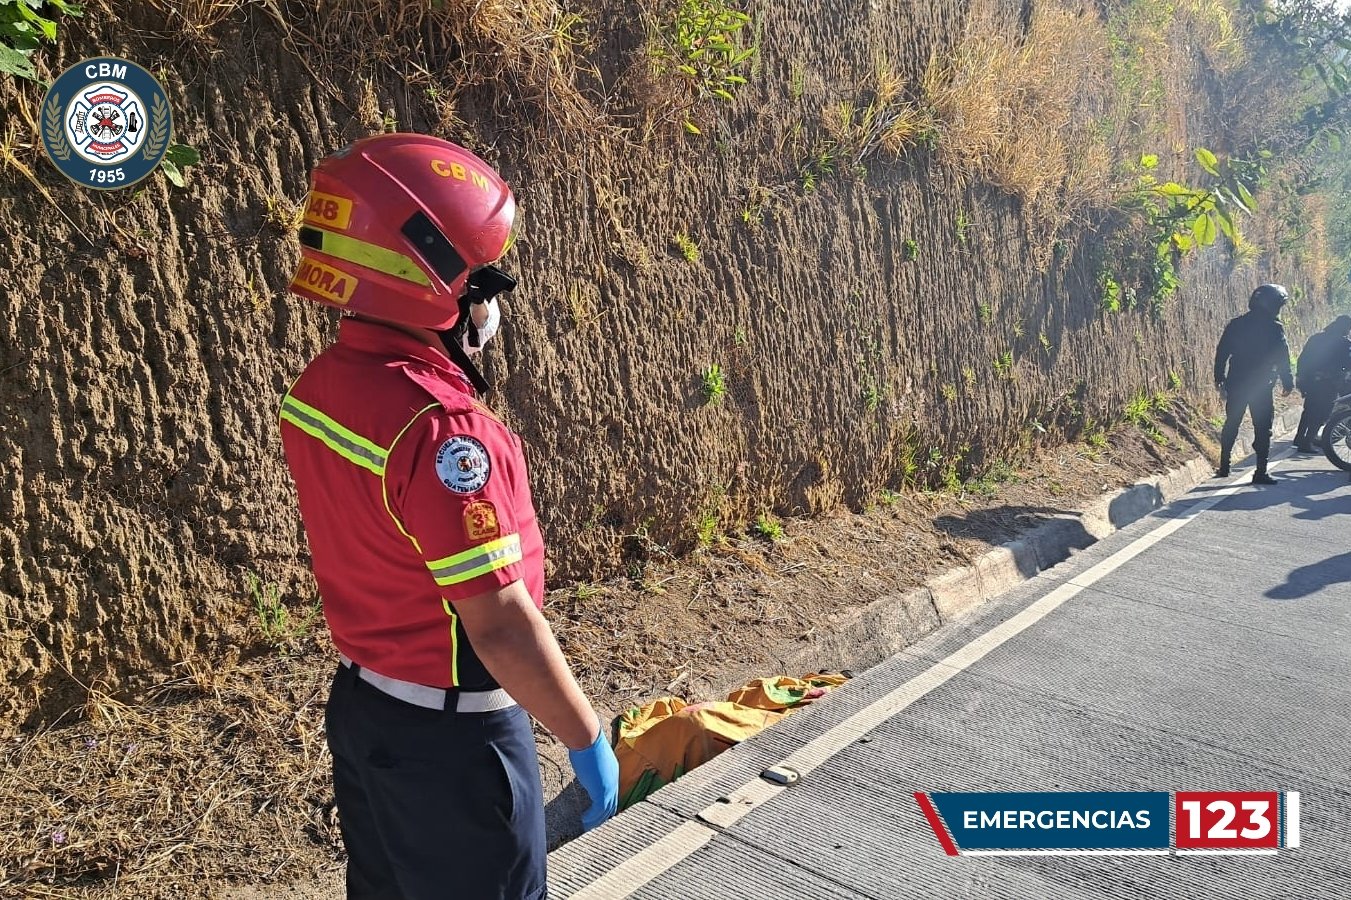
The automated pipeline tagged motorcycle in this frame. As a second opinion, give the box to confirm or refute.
[1322,384,1351,472]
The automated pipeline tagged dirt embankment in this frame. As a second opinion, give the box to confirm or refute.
[0,0,1341,894]
[0,0,1335,746]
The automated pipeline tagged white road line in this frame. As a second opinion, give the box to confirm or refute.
[567,461,1284,898]
[566,821,715,900]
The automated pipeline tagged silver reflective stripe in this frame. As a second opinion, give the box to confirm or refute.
[280,396,388,475]
[339,654,517,713]
[427,535,523,586]
[456,689,517,713]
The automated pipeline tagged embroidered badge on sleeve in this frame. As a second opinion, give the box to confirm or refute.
[463,500,501,542]
[435,435,491,494]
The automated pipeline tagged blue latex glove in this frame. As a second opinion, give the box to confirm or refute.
[568,725,619,831]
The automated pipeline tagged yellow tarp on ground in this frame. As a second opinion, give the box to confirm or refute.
[612,673,849,809]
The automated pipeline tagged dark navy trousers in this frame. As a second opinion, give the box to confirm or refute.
[325,663,547,900]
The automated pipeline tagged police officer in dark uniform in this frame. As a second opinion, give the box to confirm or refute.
[1293,315,1351,452]
[1214,284,1295,484]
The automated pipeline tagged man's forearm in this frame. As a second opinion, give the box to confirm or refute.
[469,602,601,750]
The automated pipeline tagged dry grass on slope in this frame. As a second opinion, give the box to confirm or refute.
[0,655,337,899]
[140,0,600,135]
[923,1,1113,221]
[919,0,1250,243]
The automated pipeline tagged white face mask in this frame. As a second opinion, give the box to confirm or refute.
[461,298,501,355]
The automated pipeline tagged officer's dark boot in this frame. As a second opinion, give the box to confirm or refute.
[1252,461,1277,485]
[1217,450,1231,478]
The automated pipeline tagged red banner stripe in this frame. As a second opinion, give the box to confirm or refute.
[914,792,960,856]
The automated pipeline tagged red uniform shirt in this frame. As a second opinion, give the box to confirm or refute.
[280,318,545,689]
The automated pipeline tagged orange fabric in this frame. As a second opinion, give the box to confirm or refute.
[611,672,848,809]
[725,673,849,711]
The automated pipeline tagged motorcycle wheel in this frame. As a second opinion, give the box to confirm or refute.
[1322,409,1351,472]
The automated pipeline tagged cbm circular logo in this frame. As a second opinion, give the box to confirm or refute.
[40,57,172,190]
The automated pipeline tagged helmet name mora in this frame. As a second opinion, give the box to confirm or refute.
[293,258,356,305]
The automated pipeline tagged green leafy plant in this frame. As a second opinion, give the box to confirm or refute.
[897,441,919,489]
[263,194,303,232]
[0,0,81,80]
[789,60,806,100]
[861,379,884,412]
[648,0,756,135]
[878,487,902,505]
[1124,391,1154,427]
[977,302,992,323]
[992,350,1014,379]
[798,142,836,193]
[246,571,320,650]
[955,207,972,244]
[700,363,727,403]
[941,458,963,493]
[695,508,721,547]
[1115,147,1263,308]
[965,459,1017,499]
[739,183,774,225]
[1123,390,1169,443]
[902,238,919,261]
[753,512,784,541]
[156,143,201,188]
[1100,274,1123,313]
[574,582,603,601]
[673,231,700,262]
[940,382,957,402]
[1167,370,1183,391]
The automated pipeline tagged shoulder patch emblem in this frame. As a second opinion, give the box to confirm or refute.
[463,500,501,542]
[435,435,491,494]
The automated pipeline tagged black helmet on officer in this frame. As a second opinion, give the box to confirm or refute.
[1248,283,1289,318]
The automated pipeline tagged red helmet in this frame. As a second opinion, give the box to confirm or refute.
[288,133,518,330]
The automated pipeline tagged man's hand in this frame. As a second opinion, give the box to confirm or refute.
[568,725,619,831]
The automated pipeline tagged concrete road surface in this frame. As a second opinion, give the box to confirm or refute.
[549,449,1351,899]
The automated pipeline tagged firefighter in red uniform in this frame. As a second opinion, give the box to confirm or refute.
[279,134,618,899]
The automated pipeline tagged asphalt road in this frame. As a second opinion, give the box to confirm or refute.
[549,448,1351,899]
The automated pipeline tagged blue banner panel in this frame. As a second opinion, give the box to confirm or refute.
[930,791,1171,851]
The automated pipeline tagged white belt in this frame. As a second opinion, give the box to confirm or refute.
[340,654,517,713]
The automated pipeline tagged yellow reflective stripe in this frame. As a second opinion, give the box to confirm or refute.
[381,403,441,544]
[280,394,388,476]
[310,227,432,287]
[427,535,523,586]
[446,606,460,687]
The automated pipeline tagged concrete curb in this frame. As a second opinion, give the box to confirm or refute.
[779,406,1303,677]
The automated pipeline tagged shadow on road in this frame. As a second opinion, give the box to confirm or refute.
[1193,467,1351,520]
[1265,550,1351,600]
